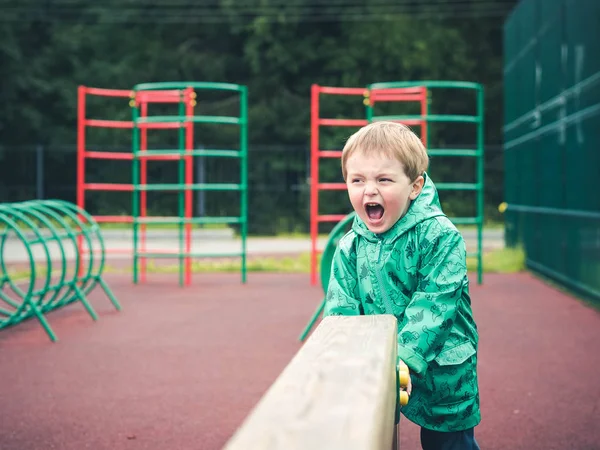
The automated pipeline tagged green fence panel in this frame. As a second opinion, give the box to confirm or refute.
[503,0,600,301]
[0,200,121,342]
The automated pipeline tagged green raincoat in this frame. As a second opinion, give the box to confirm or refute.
[324,174,480,432]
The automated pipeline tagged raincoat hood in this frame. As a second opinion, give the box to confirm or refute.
[352,173,446,242]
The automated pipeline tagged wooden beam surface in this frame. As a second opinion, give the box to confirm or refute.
[224,314,398,450]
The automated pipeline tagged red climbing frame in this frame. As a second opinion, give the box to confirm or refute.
[77,86,195,282]
[309,84,428,285]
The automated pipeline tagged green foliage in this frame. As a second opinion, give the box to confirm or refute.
[0,0,510,233]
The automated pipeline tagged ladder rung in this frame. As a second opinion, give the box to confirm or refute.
[435,183,479,191]
[317,183,346,190]
[85,151,133,160]
[317,215,348,222]
[318,151,343,158]
[428,149,480,157]
[318,119,368,127]
[451,217,480,225]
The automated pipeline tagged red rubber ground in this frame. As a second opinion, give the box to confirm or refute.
[0,272,599,450]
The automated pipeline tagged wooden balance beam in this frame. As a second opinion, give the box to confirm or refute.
[224,315,400,450]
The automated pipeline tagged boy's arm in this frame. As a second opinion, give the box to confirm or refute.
[323,234,362,317]
[396,228,467,375]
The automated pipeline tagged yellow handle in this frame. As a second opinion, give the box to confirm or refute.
[398,365,410,406]
[398,369,409,388]
[399,390,409,406]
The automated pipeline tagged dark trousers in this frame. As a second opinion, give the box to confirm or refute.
[420,427,480,450]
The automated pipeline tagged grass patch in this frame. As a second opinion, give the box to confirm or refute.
[5,269,34,282]
[113,247,524,275]
[3,247,525,282]
[457,222,504,231]
[467,247,525,273]
[140,253,313,274]
[4,265,49,282]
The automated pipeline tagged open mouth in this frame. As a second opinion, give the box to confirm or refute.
[365,203,384,221]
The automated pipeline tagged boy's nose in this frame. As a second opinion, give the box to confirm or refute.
[364,182,379,196]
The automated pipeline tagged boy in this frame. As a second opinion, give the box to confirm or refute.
[323,121,481,450]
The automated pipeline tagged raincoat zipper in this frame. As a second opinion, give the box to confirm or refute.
[375,239,395,316]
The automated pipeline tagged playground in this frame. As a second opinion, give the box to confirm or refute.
[2,1,600,448]
[1,271,599,450]
[1,79,599,449]
[1,74,599,448]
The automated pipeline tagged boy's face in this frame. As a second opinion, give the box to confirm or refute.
[345,152,424,234]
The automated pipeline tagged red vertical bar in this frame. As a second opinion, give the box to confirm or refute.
[140,98,148,283]
[420,87,428,148]
[77,86,86,276]
[310,84,320,286]
[184,88,194,286]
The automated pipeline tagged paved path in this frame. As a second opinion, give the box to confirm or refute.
[2,229,504,264]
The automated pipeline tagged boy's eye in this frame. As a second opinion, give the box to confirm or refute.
[351,178,363,183]
[379,178,392,182]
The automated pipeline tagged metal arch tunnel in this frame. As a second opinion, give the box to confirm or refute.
[0,199,121,342]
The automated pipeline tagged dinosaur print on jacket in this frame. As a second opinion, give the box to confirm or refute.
[324,173,480,432]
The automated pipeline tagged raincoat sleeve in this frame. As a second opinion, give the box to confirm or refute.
[396,228,467,375]
[323,233,362,317]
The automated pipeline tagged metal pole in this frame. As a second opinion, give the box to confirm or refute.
[178,91,186,288]
[36,144,44,199]
[477,85,485,285]
[240,86,248,284]
[309,84,320,286]
[196,145,206,217]
[131,93,140,284]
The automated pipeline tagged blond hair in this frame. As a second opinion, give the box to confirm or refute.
[341,121,429,181]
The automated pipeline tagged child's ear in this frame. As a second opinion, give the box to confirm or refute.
[409,176,425,200]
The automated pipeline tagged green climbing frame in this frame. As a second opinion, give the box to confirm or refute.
[367,80,485,284]
[131,82,248,286]
[299,80,485,341]
[0,199,121,342]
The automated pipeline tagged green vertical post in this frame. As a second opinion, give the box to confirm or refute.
[131,97,140,284]
[177,91,186,287]
[365,90,373,122]
[240,86,248,283]
[476,86,485,285]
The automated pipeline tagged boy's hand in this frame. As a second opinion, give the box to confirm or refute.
[398,360,412,406]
